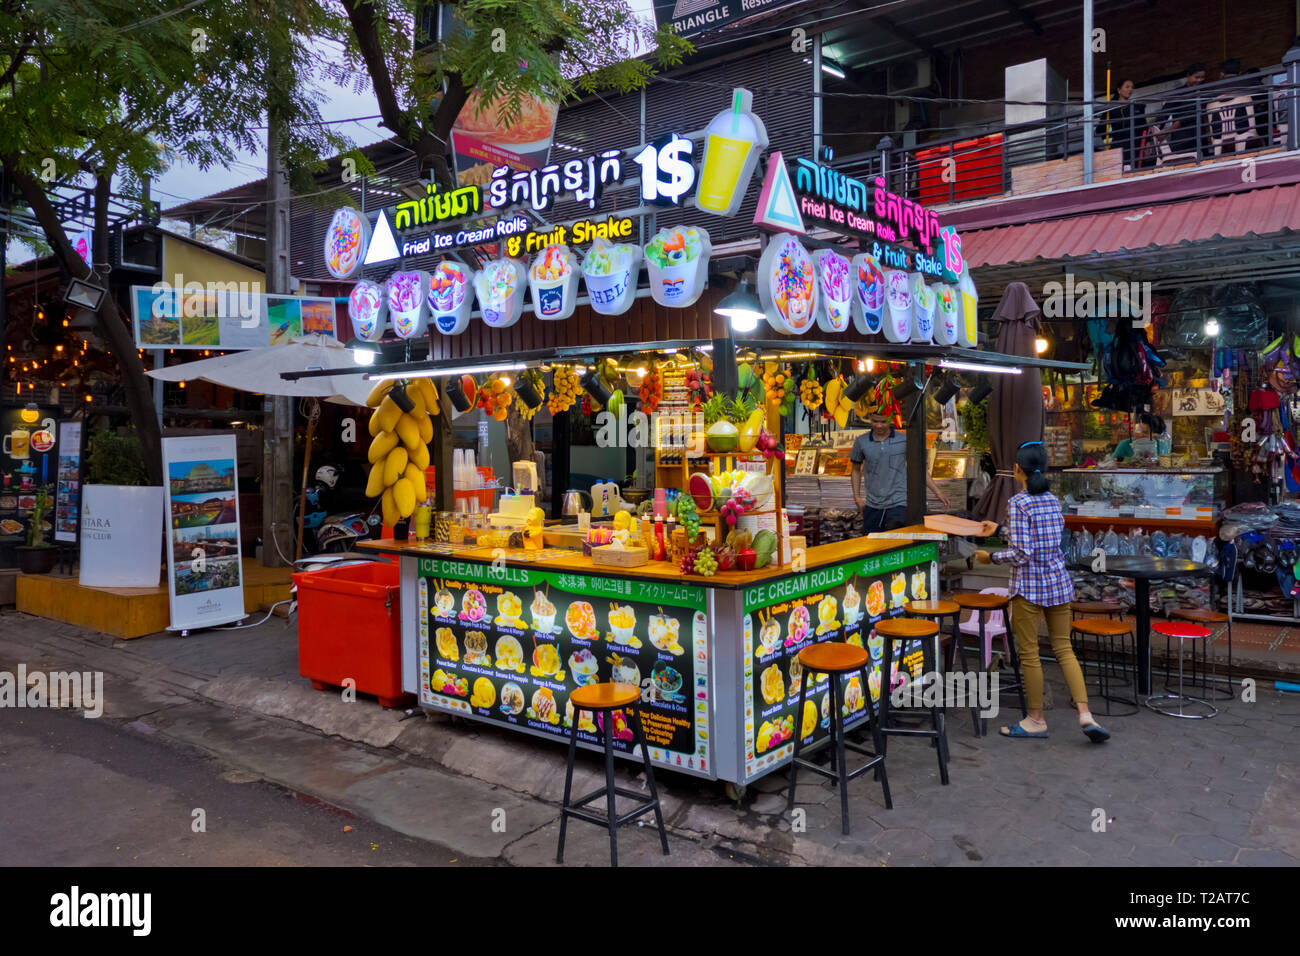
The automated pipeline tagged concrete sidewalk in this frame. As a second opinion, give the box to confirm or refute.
[1,608,1297,866]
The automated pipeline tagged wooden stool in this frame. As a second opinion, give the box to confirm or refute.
[1070,600,1124,620]
[1147,622,1218,719]
[953,592,1025,735]
[876,618,949,785]
[907,599,978,737]
[1070,618,1139,717]
[556,682,669,867]
[1171,608,1232,700]
[787,641,890,835]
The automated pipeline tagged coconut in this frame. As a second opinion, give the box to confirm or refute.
[705,420,740,452]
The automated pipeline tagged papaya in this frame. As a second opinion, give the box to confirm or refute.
[392,477,416,518]
[417,412,434,444]
[404,462,427,502]
[367,430,398,465]
[381,487,399,527]
[375,395,402,434]
[365,379,393,408]
[365,461,386,498]
[408,442,430,471]
[382,445,408,487]
[394,412,422,453]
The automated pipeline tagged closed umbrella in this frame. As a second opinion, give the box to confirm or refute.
[146,335,370,406]
[973,282,1043,525]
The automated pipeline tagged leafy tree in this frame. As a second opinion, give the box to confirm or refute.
[0,1,350,482]
[333,0,692,186]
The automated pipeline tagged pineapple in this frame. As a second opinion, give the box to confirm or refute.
[728,395,753,425]
[702,393,729,426]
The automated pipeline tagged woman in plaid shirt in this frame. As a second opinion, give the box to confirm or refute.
[975,442,1110,743]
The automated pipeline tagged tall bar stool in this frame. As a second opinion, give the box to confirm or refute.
[1069,617,1139,716]
[1070,600,1124,620]
[1147,622,1218,719]
[556,682,670,867]
[787,641,890,835]
[906,599,979,737]
[953,591,1026,735]
[1170,607,1233,700]
[876,617,949,785]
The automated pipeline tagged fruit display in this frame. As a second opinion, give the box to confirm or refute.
[720,487,754,527]
[638,362,663,412]
[702,394,739,452]
[693,548,718,576]
[823,374,854,428]
[675,493,702,539]
[799,370,823,411]
[365,378,437,525]
[684,366,713,408]
[548,365,579,415]
[736,361,766,407]
[755,427,785,460]
[473,375,515,421]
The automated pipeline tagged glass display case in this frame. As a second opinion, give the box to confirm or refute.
[1054,467,1227,524]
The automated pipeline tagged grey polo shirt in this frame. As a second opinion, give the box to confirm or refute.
[850,429,907,509]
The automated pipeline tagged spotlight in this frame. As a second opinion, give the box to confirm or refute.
[1034,336,1049,355]
[844,374,875,404]
[581,368,612,406]
[934,374,960,405]
[1205,318,1220,337]
[715,278,765,332]
[970,380,994,403]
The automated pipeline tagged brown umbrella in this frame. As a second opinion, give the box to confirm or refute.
[973,282,1043,525]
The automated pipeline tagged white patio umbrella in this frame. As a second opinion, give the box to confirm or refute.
[146,335,371,406]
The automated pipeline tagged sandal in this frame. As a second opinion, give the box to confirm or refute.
[1081,722,1111,743]
[1000,722,1048,739]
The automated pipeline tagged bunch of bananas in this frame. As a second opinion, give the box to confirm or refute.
[548,365,579,414]
[365,378,436,526]
[799,371,823,409]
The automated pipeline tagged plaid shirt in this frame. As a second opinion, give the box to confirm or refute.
[992,491,1074,607]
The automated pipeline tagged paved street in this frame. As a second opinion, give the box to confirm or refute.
[1,608,1298,866]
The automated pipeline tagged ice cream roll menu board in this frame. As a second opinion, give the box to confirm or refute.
[740,544,938,781]
[416,558,712,775]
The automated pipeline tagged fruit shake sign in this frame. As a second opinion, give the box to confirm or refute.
[416,558,713,775]
[741,544,937,780]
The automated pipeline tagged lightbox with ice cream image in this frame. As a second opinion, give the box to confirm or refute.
[428,260,476,335]
[812,248,851,333]
[348,279,387,342]
[582,237,641,316]
[910,273,936,344]
[474,258,527,329]
[758,233,817,335]
[528,244,580,321]
[850,252,884,337]
[644,226,711,308]
[385,270,430,339]
[882,269,912,343]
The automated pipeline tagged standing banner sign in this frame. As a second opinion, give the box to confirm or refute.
[162,435,244,630]
[80,484,165,587]
[54,421,83,543]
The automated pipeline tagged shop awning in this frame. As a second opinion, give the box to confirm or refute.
[962,183,1300,290]
[149,336,370,406]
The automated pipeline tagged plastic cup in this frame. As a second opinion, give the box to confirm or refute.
[414,505,432,541]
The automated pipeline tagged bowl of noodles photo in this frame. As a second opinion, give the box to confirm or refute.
[453,91,560,169]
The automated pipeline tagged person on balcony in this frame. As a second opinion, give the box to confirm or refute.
[1095,78,1141,169]
[1156,63,1209,160]
[1207,59,1258,155]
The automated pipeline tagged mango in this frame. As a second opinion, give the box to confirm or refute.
[409,442,430,471]
[417,412,434,444]
[365,379,393,408]
[381,487,399,527]
[375,395,402,434]
[382,445,408,487]
[367,430,397,465]
[365,461,386,498]
[392,477,416,517]
[415,378,438,413]
[394,413,422,453]
[404,462,427,502]
[367,411,383,437]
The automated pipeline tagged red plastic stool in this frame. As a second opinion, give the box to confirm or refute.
[1147,622,1218,719]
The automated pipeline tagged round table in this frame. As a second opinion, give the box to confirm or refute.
[1071,556,1212,695]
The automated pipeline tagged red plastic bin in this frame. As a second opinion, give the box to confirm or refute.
[293,562,414,709]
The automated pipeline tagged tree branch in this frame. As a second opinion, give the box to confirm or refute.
[0,33,32,88]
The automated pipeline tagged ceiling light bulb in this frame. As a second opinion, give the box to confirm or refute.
[1034,337,1049,354]
[1205,318,1220,336]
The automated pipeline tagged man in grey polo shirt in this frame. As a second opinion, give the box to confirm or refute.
[851,412,948,533]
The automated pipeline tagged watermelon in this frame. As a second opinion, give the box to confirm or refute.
[689,473,714,512]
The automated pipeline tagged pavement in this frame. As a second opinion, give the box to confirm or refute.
[1,607,1298,867]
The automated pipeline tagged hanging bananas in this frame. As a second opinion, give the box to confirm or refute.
[365,378,438,525]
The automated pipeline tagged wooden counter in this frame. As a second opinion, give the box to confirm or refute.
[358,525,939,590]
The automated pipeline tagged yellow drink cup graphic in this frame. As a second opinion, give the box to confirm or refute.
[695,88,768,217]
[958,271,979,348]
[4,428,30,459]
[698,135,753,212]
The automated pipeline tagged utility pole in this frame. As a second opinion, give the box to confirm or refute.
[262,45,295,567]
[1082,0,1095,184]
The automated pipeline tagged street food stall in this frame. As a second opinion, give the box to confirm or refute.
[283,86,1088,791]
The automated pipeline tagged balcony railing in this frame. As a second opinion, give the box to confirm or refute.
[834,63,1300,208]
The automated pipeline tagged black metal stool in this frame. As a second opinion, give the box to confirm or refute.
[1069,617,1139,717]
[877,617,949,785]
[953,592,1026,735]
[1171,608,1233,700]
[1148,622,1218,719]
[907,599,978,737]
[787,641,890,835]
[556,682,669,866]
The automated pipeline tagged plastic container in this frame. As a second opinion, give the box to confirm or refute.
[293,562,413,709]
